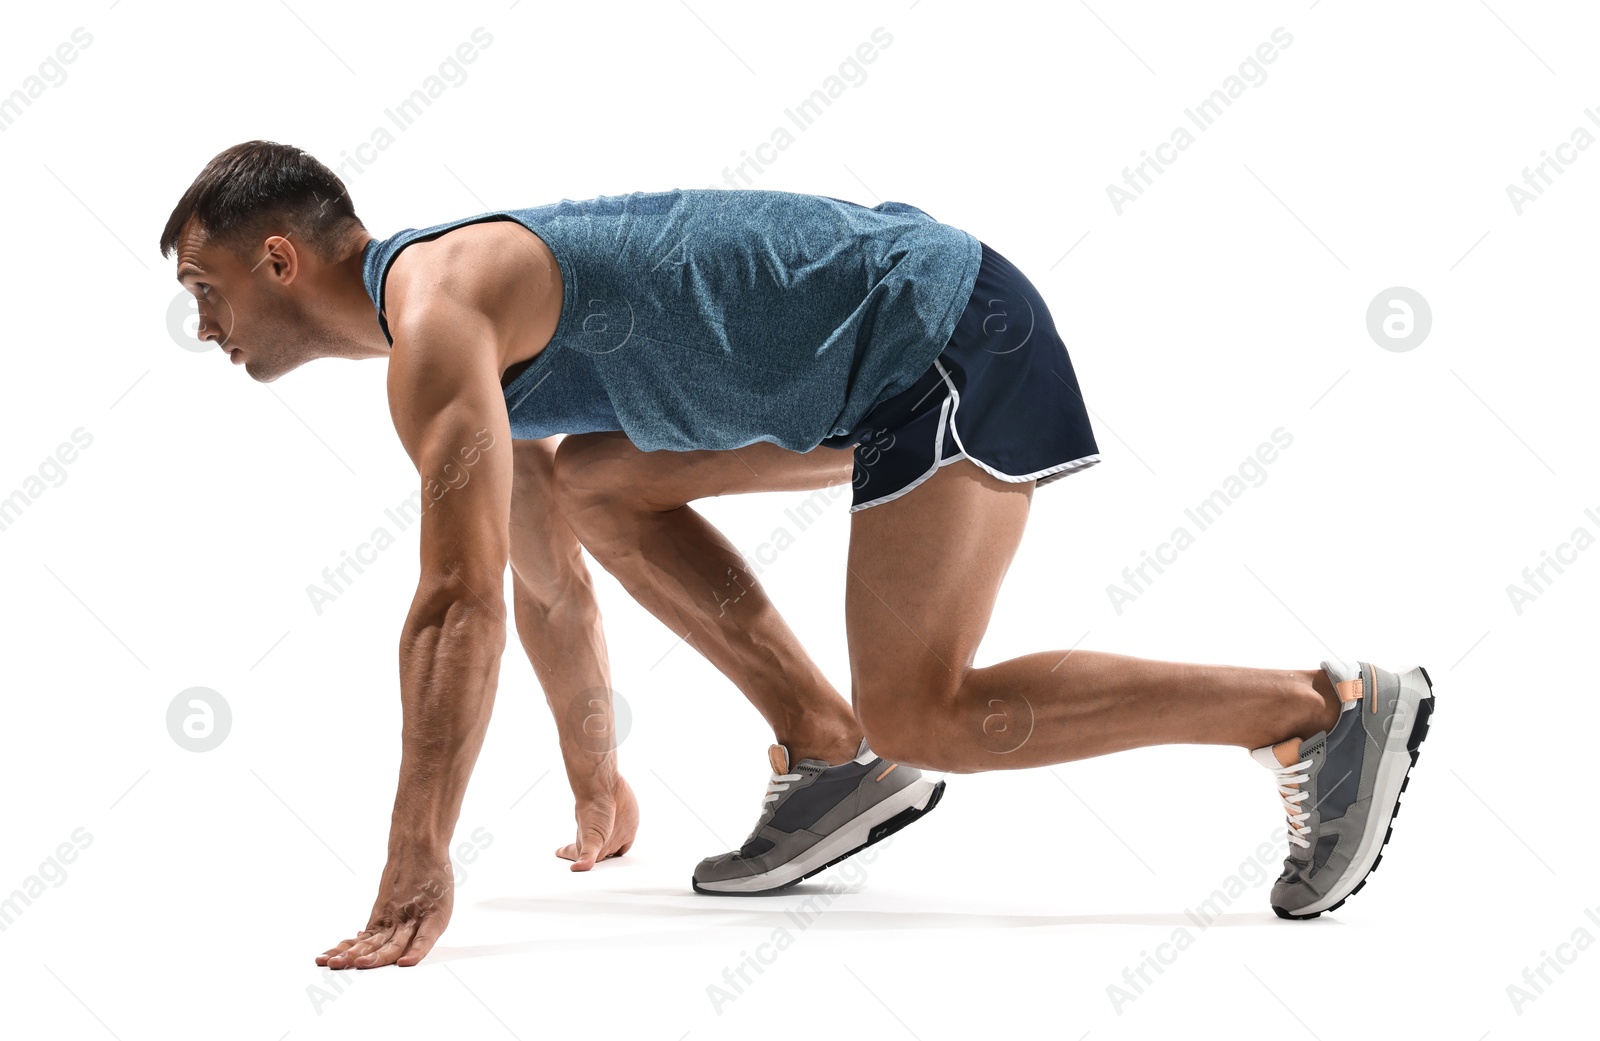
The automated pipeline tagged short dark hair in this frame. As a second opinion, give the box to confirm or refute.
[159,140,365,265]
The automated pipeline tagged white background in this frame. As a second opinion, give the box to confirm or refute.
[1,1,1595,1038]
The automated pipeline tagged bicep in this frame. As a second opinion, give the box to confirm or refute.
[387,305,515,608]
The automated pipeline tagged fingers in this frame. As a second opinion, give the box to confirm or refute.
[321,857,457,970]
[397,913,447,967]
[556,790,639,872]
[324,927,389,969]
[351,917,419,969]
[555,826,633,869]
[316,930,373,966]
[570,823,610,871]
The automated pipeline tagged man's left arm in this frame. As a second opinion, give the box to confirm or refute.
[317,287,515,970]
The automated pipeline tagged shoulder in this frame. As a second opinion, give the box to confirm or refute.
[384,220,543,341]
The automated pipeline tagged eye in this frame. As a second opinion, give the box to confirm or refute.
[199,284,212,298]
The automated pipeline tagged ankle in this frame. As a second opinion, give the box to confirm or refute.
[780,718,863,766]
[1302,668,1340,738]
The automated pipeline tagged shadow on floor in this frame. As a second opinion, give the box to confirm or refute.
[415,889,1311,964]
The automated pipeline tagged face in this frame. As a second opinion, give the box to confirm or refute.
[173,216,357,382]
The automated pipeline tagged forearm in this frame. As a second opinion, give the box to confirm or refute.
[391,596,508,855]
[513,572,618,796]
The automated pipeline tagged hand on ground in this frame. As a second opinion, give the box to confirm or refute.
[316,854,454,969]
[556,775,639,870]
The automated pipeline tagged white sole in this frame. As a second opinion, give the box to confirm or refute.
[694,777,942,894]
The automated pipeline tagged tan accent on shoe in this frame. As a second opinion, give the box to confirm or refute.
[1273,736,1302,769]
[874,763,899,782]
[768,744,789,776]
[1365,661,1378,714]
[1335,677,1363,703]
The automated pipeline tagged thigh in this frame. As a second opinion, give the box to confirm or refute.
[845,457,1034,707]
[554,430,854,509]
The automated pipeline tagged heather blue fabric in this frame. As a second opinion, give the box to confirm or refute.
[825,241,1102,511]
[360,188,982,451]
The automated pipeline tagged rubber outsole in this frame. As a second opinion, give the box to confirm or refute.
[1273,666,1435,920]
[691,779,946,896]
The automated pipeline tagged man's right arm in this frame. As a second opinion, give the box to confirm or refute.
[506,437,638,868]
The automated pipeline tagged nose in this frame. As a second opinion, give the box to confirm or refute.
[197,312,223,346]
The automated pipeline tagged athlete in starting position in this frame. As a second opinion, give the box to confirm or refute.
[161,140,1436,970]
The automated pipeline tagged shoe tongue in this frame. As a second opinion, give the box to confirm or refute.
[1271,736,1302,768]
[768,743,790,775]
[1251,736,1303,770]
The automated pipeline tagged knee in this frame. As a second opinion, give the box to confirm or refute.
[855,678,967,773]
[551,434,641,525]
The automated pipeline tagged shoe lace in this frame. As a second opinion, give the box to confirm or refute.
[1267,756,1314,849]
[761,768,804,809]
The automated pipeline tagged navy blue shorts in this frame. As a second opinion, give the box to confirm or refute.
[821,240,1101,511]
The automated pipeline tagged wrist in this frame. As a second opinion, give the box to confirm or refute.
[556,700,624,792]
[563,750,621,799]
[385,809,457,862]
[385,839,453,875]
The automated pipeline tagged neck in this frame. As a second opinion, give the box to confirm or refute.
[321,234,391,359]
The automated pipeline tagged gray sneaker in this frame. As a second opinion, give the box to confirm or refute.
[1251,658,1435,919]
[691,741,945,895]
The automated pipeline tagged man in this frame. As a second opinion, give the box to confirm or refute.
[162,140,1436,971]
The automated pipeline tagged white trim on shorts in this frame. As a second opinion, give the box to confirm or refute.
[847,358,1101,513]
[849,390,957,512]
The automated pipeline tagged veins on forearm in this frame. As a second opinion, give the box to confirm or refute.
[391,603,504,839]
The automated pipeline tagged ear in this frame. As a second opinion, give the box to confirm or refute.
[257,234,302,285]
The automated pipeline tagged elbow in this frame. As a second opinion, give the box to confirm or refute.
[513,566,599,626]
[414,579,509,637]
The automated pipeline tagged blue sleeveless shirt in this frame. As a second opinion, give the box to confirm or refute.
[360,188,982,452]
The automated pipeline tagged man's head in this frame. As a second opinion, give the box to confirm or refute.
[161,140,384,381]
